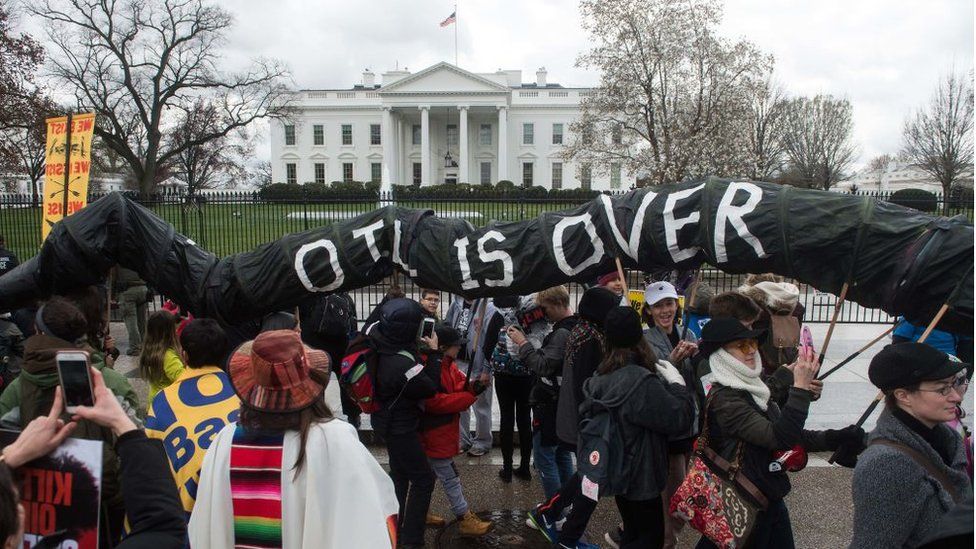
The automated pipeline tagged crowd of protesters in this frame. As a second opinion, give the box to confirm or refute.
[0,236,972,548]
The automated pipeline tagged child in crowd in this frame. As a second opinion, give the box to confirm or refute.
[420,324,493,536]
[140,311,185,401]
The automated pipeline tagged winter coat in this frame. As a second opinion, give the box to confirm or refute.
[114,430,187,549]
[419,353,477,459]
[444,297,496,373]
[0,316,23,388]
[115,267,147,289]
[369,332,439,436]
[147,348,185,402]
[581,363,695,500]
[850,408,972,549]
[519,315,578,445]
[556,318,604,446]
[695,358,794,413]
[645,324,700,451]
[701,383,829,502]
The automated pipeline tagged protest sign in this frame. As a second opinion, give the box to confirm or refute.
[42,113,96,241]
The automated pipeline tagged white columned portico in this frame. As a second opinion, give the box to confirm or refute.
[458,106,469,184]
[497,105,508,182]
[420,106,430,185]
[381,107,395,191]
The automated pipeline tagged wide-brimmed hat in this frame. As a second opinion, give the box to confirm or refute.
[228,329,330,413]
[698,317,766,358]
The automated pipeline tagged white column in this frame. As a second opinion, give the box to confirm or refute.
[459,106,469,184]
[497,106,508,182]
[381,107,394,192]
[420,106,430,186]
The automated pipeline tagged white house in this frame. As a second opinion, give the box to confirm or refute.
[834,160,974,194]
[270,62,631,191]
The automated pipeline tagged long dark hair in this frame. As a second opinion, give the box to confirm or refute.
[139,311,182,386]
[598,338,659,375]
[238,369,333,478]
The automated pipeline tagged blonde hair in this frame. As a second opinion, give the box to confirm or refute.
[536,286,570,308]
[139,311,182,387]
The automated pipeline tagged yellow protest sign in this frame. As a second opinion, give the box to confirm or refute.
[42,113,96,240]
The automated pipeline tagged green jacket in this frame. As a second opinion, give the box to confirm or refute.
[0,336,140,417]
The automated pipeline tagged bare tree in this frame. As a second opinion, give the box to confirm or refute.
[0,1,44,132]
[565,0,772,184]
[0,96,59,203]
[747,72,788,180]
[31,0,293,196]
[170,99,252,193]
[866,153,895,173]
[250,160,273,188]
[781,95,858,190]
[901,72,974,214]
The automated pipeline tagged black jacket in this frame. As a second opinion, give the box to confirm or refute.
[369,332,439,436]
[115,430,186,548]
[555,319,604,446]
[518,315,578,445]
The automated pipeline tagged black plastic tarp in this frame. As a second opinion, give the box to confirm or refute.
[0,178,971,334]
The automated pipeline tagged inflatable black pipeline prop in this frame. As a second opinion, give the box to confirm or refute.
[0,177,972,334]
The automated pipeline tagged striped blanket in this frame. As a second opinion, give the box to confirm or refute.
[230,426,285,548]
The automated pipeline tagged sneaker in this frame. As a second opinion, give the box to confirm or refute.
[498,467,513,483]
[513,465,532,481]
[556,542,600,549]
[604,523,624,548]
[457,510,492,537]
[459,442,472,455]
[467,445,489,457]
[525,506,557,543]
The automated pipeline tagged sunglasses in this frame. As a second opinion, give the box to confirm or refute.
[728,339,759,353]
[917,372,970,397]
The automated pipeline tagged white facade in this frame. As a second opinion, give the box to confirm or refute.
[270,62,631,191]
[834,160,974,194]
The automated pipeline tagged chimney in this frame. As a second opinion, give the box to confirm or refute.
[536,67,547,87]
[363,69,376,88]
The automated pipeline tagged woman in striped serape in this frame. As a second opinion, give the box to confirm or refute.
[189,329,400,548]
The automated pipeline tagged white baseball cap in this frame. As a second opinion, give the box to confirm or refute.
[644,281,679,306]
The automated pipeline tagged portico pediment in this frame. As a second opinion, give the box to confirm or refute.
[380,62,510,95]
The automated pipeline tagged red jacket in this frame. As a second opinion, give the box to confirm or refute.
[419,354,477,459]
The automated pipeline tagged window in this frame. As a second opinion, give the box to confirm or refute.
[371,162,382,183]
[610,163,621,189]
[480,124,492,146]
[285,163,297,184]
[341,124,353,146]
[582,123,593,146]
[412,125,421,146]
[523,123,534,145]
[313,125,324,146]
[552,162,563,189]
[522,162,534,187]
[581,164,592,190]
[370,124,381,145]
[412,162,422,186]
[314,162,325,184]
[284,125,295,146]
[446,124,458,148]
[612,125,622,145]
[552,123,563,145]
[480,162,491,184]
[342,162,354,182]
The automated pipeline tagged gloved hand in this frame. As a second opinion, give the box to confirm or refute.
[655,360,685,386]
[824,424,866,451]
[470,373,493,395]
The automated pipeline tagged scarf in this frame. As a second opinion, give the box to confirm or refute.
[230,425,285,548]
[708,348,770,411]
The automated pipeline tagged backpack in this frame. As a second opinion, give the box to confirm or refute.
[339,335,414,414]
[304,293,357,338]
[576,383,642,498]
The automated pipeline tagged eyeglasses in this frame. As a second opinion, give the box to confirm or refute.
[917,374,970,397]
[728,339,759,353]
[422,296,440,303]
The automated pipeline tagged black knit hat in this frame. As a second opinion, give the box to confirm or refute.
[604,306,644,349]
[578,286,620,325]
[434,324,465,348]
[869,342,968,391]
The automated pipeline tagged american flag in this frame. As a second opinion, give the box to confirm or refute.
[439,11,456,27]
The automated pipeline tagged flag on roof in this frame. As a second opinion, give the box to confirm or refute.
[440,11,456,27]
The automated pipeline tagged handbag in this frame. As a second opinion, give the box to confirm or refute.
[670,393,769,549]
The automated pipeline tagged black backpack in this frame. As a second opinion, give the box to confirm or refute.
[302,293,357,338]
[576,383,642,498]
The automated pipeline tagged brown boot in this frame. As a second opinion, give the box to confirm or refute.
[426,512,447,528]
[457,510,492,536]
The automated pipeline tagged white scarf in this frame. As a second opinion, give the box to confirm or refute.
[708,348,770,411]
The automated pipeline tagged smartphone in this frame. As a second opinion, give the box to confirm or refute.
[800,326,815,360]
[56,350,94,413]
[420,317,436,340]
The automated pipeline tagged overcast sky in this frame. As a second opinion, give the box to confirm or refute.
[217,0,972,169]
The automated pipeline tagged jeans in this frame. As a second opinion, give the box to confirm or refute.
[386,431,435,545]
[617,495,665,549]
[458,360,493,451]
[495,374,533,469]
[429,457,468,517]
[532,431,574,500]
[695,499,794,549]
[119,285,148,352]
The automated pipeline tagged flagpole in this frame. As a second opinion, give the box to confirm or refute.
[454,3,458,66]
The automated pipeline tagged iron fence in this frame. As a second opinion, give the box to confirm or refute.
[2,187,969,325]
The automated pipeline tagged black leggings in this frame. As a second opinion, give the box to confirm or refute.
[494,374,533,468]
[616,495,665,549]
[386,431,435,545]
